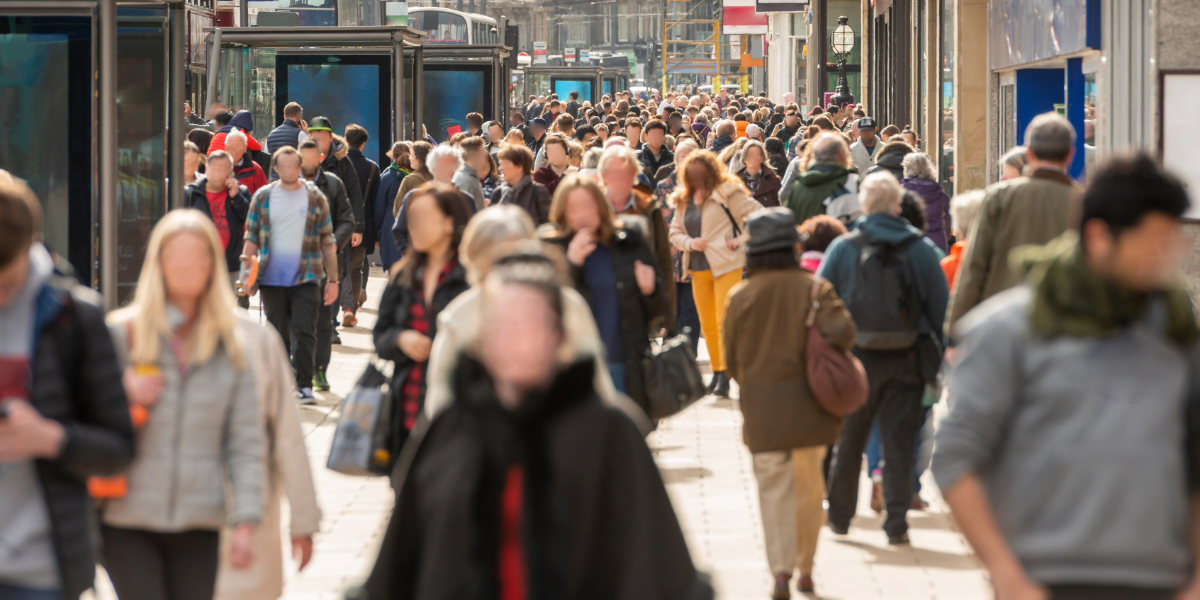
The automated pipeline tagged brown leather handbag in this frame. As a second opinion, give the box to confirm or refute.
[806,281,869,417]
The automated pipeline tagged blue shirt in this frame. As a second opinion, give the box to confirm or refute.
[582,245,624,364]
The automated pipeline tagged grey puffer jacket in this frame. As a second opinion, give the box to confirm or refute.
[103,318,264,531]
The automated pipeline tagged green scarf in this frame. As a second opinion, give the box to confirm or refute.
[1012,231,1200,345]
[386,164,411,176]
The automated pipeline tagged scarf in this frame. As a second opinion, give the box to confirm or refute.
[385,163,410,176]
[1013,231,1200,345]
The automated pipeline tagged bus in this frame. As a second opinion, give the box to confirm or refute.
[408,7,499,45]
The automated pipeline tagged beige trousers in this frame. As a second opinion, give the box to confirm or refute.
[752,445,827,576]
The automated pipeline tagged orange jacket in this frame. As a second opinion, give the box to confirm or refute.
[941,241,966,290]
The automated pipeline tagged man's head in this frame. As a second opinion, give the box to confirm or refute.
[1080,153,1191,292]
[213,111,235,129]
[537,95,547,104]
[569,90,579,101]
[466,112,484,134]
[625,117,642,142]
[307,116,335,153]
[530,118,548,138]
[427,143,465,184]
[785,110,800,128]
[860,172,903,217]
[224,129,248,164]
[644,120,667,150]
[555,114,575,135]
[510,111,525,127]
[598,145,640,203]
[811,132,849,167]
[459,136,488,173]
[544,135,571,168]
[1025,112,1076,169]
[745,123,762,140]
[298,139,324,178]
[272,146,303,184]
[575,125,597,145]
[205,150,234,189]
[857,117,877,143]
[486,121,505,143]
[0,174,42,308]
[715,120,736,138]
[283,101,303,123]
[345,124,369,150]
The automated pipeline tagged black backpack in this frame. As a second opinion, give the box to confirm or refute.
[844,231,922,351]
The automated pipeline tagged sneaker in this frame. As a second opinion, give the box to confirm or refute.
[887,533,911,546]
[342,310,357,328]
[313,369,330,392]
[797,574,815,594]
[358,289,367,306]
[332,332,342,345]
[870,480,884,513]
[297,387,316,404]
[911,493,929,511]
[827,520,849,536]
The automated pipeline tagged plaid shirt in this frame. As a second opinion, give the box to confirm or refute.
[245,180,336,286]
[655,172,689,283]
[400,259,457,430]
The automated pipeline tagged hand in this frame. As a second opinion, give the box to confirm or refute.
[299,119,309,133]
[229,524,255,570]
[292,536,314,571]
[726,237,742,250]
[351,233,363,247]
[123,366,165,407]
[566,229,597,267]
[398,330,433,362]
[689,238,707,252]
[0,400,65,461]
[992,568,1049,600]
[323,282,339,306]
[225,176,239,197]
[634,260,656,296]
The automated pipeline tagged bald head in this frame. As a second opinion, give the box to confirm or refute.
[812,133,847,165]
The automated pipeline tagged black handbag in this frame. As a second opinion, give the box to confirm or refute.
[642,327,707,421]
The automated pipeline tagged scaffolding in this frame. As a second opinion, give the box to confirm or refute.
[661,0,720,91]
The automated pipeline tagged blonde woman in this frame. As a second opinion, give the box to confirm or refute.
[503,128,526,147]
[105,210,263,600]
[668,150,763,397]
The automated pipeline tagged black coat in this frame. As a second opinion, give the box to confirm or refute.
[347,147,381,247]
[358,357,713,600]
[542,225,669,412]
[495,175,552,226]
[372,261,470,468]
[184,175,251,273]
[312,169,356,252]
[31,269,136,599]
[640,145,675,182]
[322,134,365,238]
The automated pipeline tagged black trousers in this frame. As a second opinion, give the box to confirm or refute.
[102,526,219,600]
[341,244,367,312]
[826,348,925,537]
[260,282,320,390]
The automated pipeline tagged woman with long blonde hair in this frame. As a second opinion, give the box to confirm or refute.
[667,150,763,397]
[104,209,263,600]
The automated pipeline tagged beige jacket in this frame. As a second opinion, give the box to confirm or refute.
[421,286,651,434]
[669,181,764,278]
[216,315,322,600]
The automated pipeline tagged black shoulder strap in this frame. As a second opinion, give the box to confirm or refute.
[718,202,741,237]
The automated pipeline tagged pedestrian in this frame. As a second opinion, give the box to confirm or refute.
[668,150,764,397]
[392,141,433,219]
[184,141,205,186]
[710,120,736,154]
[188,128,214,157]
[933,154,1199,600]
[724,207,857,598]
[493,143,552,225]
[484,121,506,156]
[184,101,206,126]
[464,112,484,137]
[0,175,135,600]
[356,253,710,600]
[503,128,526,147]
[1000,146,1028,180]
[532,135,578,197]
[940,190,985,289]
[460,136,499,204]
[183,150,251,288]
[243,146,341,402]
[771,110,803,143]
[224,130,269,197]
[781,133,857,225]
[373,183,472,477]
[817,172,948,546]
[879,124,900,143]
[655,139,702,352]
[797,214,847,272]
[343,124,380,318]
[764,137,789,177]
[541,175,669,409]
[566,89,582,118]
[947,113,1082,329]
[265,102,308,158]
[639,120,675,181]
[526,117,548,158]
[306,117,365,237]
[104,210,263,600]
[375,142,412,271]
[215,314,321,600]
[901,152,952,253]
[299,140,356,394]
[736,140,782,208]
[848,117,880,174]
[432,141,484,212]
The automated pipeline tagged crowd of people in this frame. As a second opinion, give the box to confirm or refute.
[2,85,1200,600]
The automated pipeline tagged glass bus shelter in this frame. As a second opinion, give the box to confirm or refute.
[520,65,630,106]
[404,44,510,143]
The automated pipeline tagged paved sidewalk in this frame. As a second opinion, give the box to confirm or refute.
[89,269,990,600]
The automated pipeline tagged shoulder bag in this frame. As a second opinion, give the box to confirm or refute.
[806,281,869,417]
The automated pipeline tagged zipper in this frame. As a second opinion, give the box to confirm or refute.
[166,358,188,524]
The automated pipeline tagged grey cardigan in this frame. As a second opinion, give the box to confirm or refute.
[933,287,1196,589]
[103,318,264,531]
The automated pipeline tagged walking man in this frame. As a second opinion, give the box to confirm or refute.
[817,172,948,545]
[342,124,380,325]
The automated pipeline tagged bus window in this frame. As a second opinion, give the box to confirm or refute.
[413,11,468,44]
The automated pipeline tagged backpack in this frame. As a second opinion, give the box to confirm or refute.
[824,177,861,227]
[843,231,922,351]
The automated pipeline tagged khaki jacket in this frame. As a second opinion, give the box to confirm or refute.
[947,168,1082,330]
[668,181,764,278]
[724,270,857,453]
[392,168,431,218]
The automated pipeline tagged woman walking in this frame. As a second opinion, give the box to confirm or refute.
[104,210,263,600]
[669,151,763,397]
[735,140,782,208]
[900,153,951,253]
[376,142,413,270]
[392,141,432,218]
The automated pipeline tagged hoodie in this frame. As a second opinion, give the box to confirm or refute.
[782,163,855,225]
[863,141,913,180]
[208,110,262,154]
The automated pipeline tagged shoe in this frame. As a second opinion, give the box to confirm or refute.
[706,372,719,394]
[827,520,849,536]
[313,369,330,392]
[887,533,911,546]
[297,387,316,404]
[911,493,929,511]
[342,310,357,328]
[332,332,342,345]
[358,289,367,306]
[797,574,814,594]
[870,479,884,513]
[711,372,731,397]
[771,573,791,599]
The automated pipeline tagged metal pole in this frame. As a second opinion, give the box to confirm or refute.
[393,38,404,143]
[168,4,185,210]
[240,0,249,27]
[205,29,223,112]
[100,0,118,309]
[414,45,424,140]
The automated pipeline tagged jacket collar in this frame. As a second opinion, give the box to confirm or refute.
[1029,166,1077,186]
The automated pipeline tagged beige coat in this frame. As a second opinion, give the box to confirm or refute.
[669,180,764,278]
[215,315,322,600]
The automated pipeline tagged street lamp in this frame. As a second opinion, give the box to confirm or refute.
[829,15,855,108]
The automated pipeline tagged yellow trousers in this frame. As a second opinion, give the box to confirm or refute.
[752,446,827,576]
[691,268,742,372]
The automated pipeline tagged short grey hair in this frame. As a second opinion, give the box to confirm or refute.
[581,147,604,170]
[860,171,903,216]
[225,128,248,148]
[598,145,640,176]
[1001,146,1028,174]
[428,143,464,171]
[746,123,762,138]
[1025,113,1075,163]
[901,152,936,181]
[812,132,848,166]
[949,190,986,239]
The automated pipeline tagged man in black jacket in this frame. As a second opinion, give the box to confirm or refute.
[300,140,355,393]
[182,150,251,281]
[0,175,134,600]
[639,120,674,182]
[342,124,380,325]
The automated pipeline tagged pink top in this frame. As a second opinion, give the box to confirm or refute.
[800,250,824,273]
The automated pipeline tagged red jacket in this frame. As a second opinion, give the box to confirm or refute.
[233,156,268,197]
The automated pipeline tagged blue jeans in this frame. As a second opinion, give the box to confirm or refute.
[609,363,626,395]
[0,584,63,600]
[676,280,701,355]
